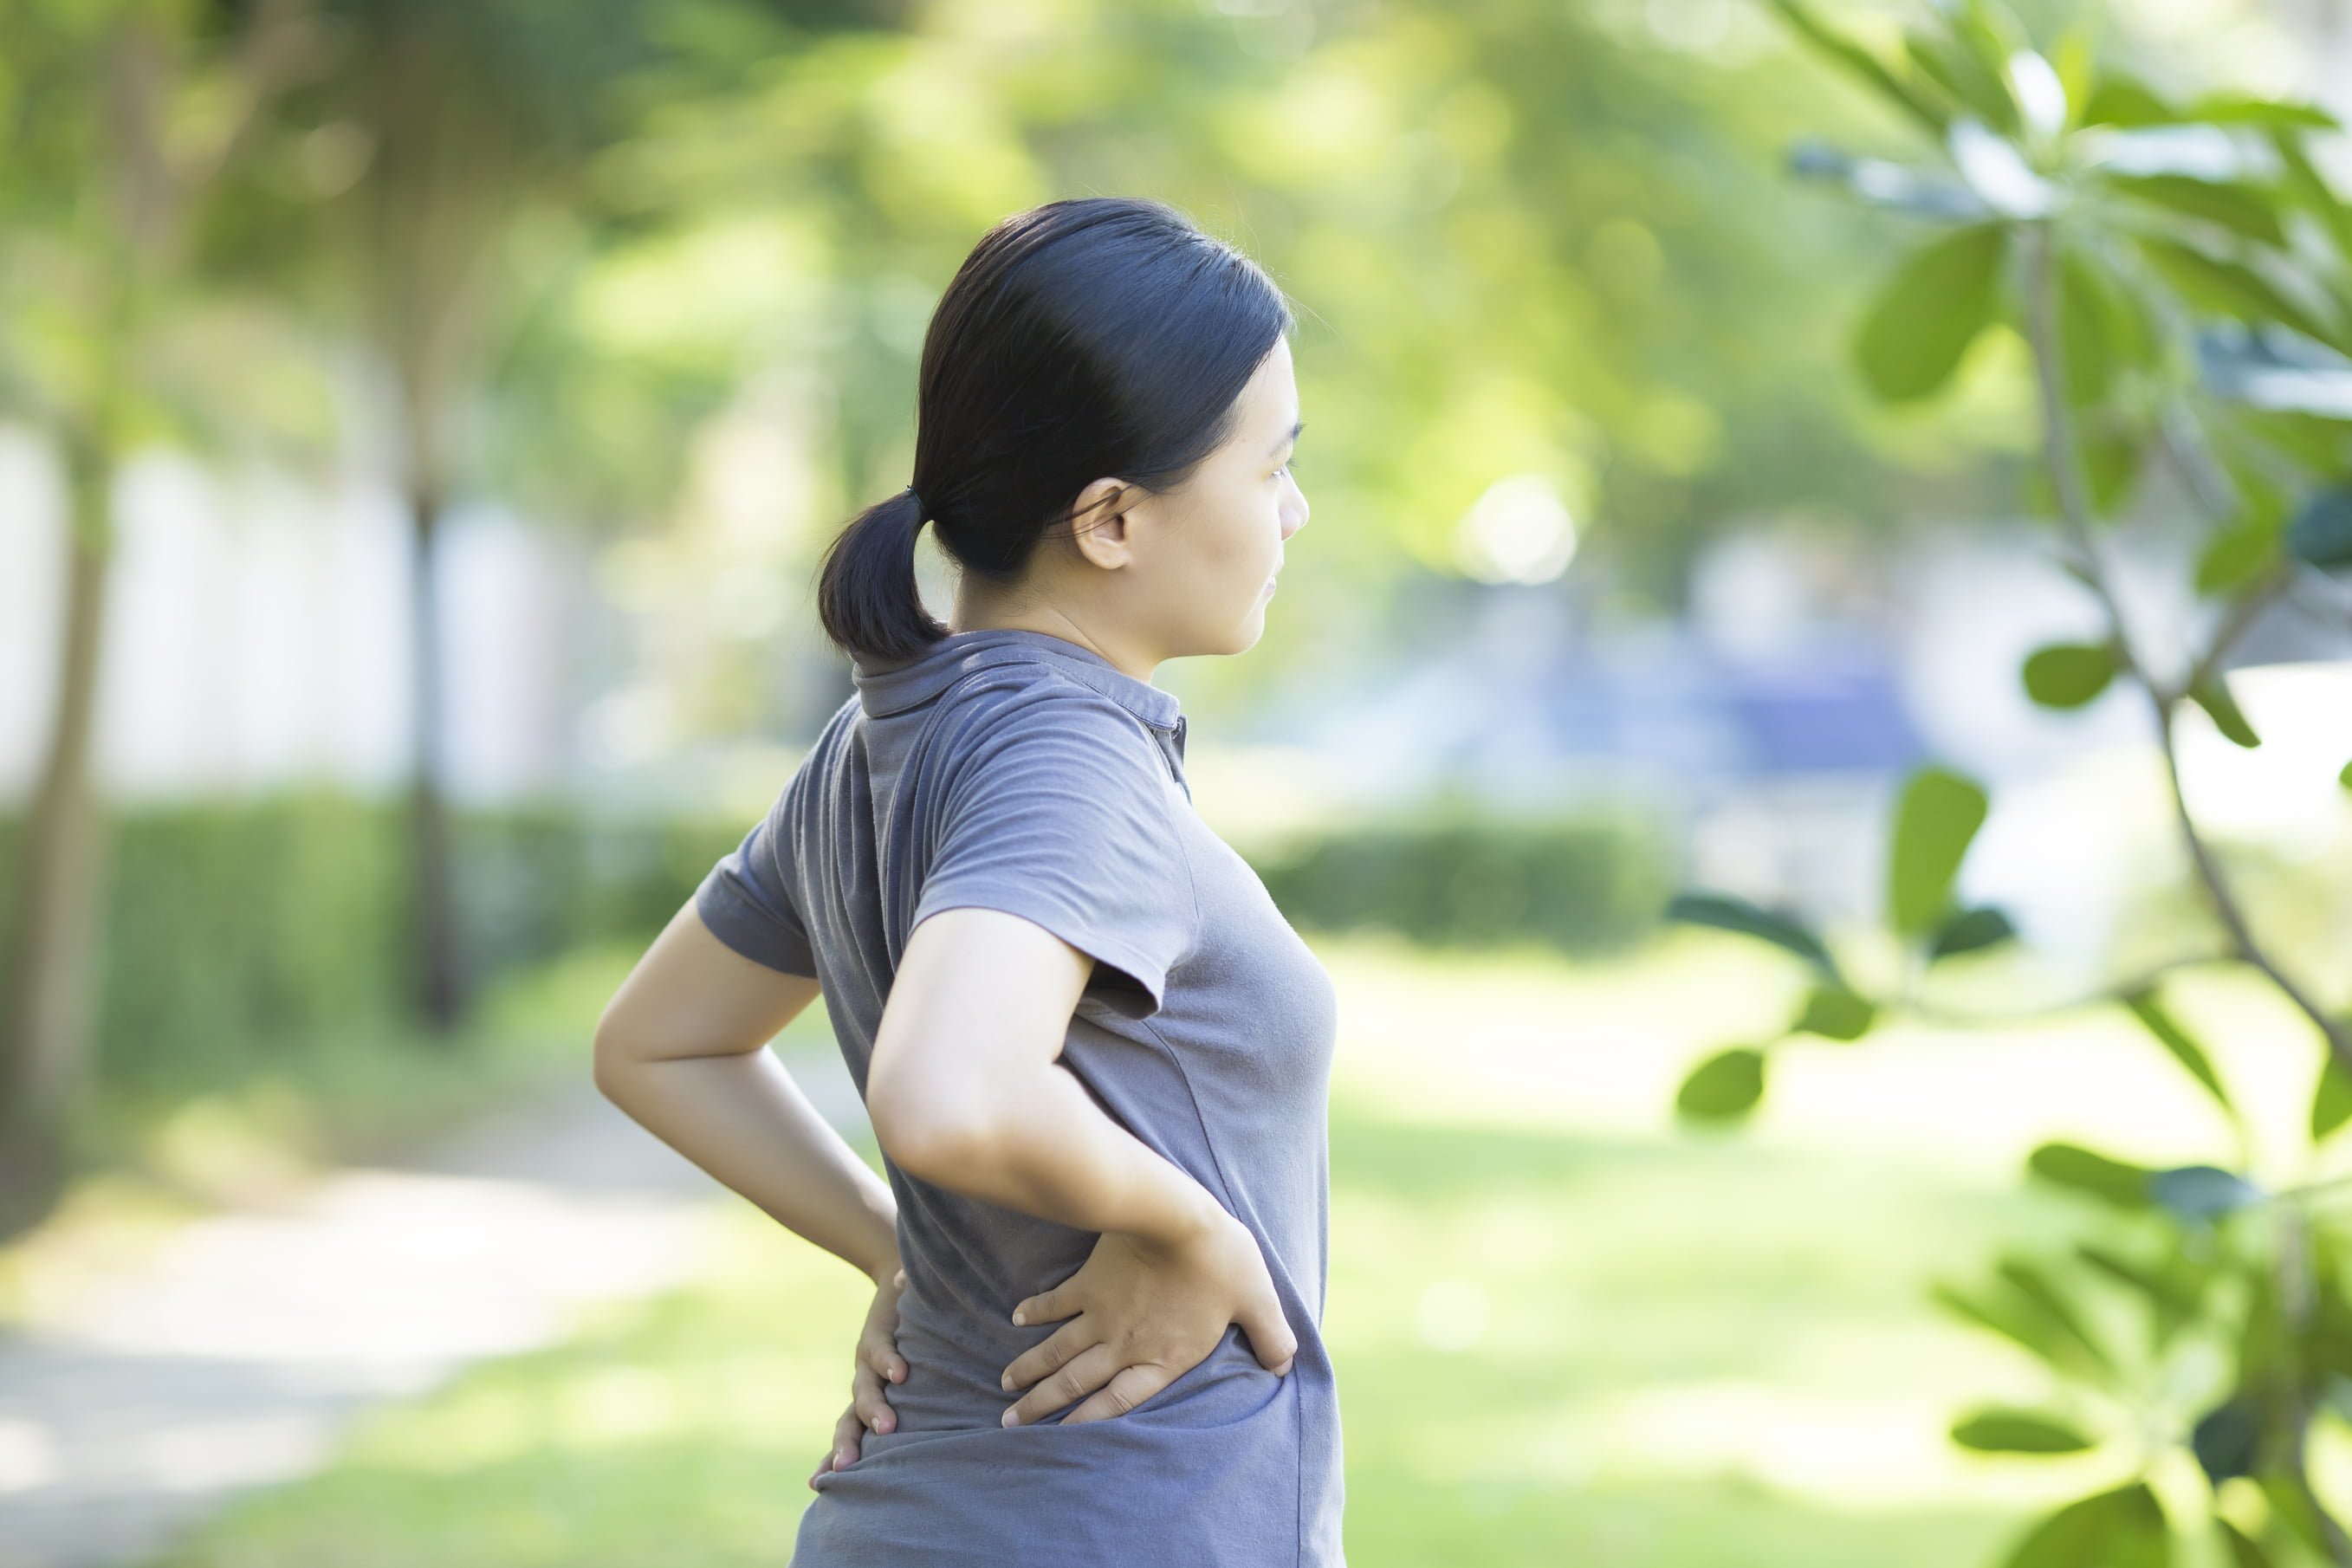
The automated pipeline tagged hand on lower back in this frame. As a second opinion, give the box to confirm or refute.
[995,1208,1297,1428]
[810,1266,910,1487]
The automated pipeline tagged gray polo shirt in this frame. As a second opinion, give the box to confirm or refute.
[693,625,1344,1566]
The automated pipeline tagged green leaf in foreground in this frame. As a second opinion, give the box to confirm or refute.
[2184,93,2339,130]
[2216,1515,2277,1568]
[1928,904,2017,959]
[2260,1466,2329,1559]
[2273,129,2352,259]
[1951,1407,2096,1454]
[2081,74,2174,128]
[1888,764,1989,934]
[2139,234,2342,349]
[2191,1394,2263,1484]
[2314,1053,2352,1140]
[2055,240,2138,405]
[2028,1141,2155,1209]
[1676,1046,1766,1123]
[2075,1240,2206,1338]
[2022,641,2119,708]
[2193,516,2279,594]
[2121,984,2234,1113]
[1857,224,2007,402]
[1790,985,1876,1041]
[2151,1164,2265,1222]
[2104,172,2287,247]
[1999,1480,2167,1568]
[2187,674,2261,747]
[1764,0,1950,136]
[1932,1259,2113,1380]
[1996,1254,2116,1377]
[1662,891,1840,980]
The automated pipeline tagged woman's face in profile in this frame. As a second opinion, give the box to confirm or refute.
[1048,332,1307,665]
[1155,334,1309,656]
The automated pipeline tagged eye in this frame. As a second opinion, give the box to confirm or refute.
[1274,456,1300,481]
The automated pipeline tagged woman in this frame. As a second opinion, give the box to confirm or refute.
[593,196,1340,1566]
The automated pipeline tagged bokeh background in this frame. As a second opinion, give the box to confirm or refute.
[4,0,2352,1563]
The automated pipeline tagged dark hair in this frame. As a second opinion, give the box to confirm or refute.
[815,196,1296,668]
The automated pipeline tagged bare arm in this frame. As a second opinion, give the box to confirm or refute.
[593,899,900,1285]
[863,906,1222,1252]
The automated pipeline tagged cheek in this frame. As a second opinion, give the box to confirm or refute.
[1206,491,1273,569]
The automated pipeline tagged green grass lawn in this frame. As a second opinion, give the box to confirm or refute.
[131,924,2352,1566]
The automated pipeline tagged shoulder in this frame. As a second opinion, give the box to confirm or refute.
[774,692,862,809]
[925,663,1170,784]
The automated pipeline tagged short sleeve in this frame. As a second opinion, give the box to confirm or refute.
[909,692,1196,1021]
[695,803,820,979]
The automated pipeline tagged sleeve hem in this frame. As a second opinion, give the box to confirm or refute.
[696,870,820,978]
[908,893,1169,1020]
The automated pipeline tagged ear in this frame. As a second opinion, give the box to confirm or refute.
[1066,477,1140,572]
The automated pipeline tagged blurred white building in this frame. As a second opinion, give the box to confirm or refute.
[0,424,593,807]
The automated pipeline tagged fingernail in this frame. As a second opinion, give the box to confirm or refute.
[1001,1408,1021,1427]
[1012,1311,1025,1325]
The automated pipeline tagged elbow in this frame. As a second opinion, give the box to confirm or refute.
[869,1086,1001,1183]
[591,1052,624,1105]
[589,1020,637,1104]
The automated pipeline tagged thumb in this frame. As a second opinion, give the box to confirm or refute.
[1243,1301,1299,1376]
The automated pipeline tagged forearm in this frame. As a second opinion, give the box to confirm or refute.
[891,1061,1219,1249]
[596,1047,901,1283]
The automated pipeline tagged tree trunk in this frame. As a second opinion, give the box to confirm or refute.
[0,432,117,1237]
[405,476,464,1034]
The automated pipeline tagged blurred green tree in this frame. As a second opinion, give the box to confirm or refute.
[0,0,329,1236]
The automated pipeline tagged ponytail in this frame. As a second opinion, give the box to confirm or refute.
[816,485,949,667]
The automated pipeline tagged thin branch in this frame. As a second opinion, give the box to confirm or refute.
[2154,400,2238,521]
[2170,561,2295,707]
[2019,220,2352,1085]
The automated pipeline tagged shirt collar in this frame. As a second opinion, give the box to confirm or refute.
[851,627,1184,731]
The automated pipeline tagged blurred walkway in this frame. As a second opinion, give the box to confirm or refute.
[0,1042,869,1568]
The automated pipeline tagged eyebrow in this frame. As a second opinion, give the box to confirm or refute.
[1267,418,1305,457]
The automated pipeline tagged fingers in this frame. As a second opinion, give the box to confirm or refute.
[852,1357,897,1436]
[1062,1362,1173,1425]
[810,1403,865,1489]
[861,1329,908,1388]
[1000,1316,1091,1397]
[1002,1339,1122,1428]
[1008,1280,1072,1329]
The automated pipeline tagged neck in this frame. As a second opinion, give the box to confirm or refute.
[949,587,1157,684]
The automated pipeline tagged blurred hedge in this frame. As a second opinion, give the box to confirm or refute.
[1254,794,1675,956]
[0,787,1672,1098]
[0,791,744,1099]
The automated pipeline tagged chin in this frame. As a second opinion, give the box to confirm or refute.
[1185,596,1272,658]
